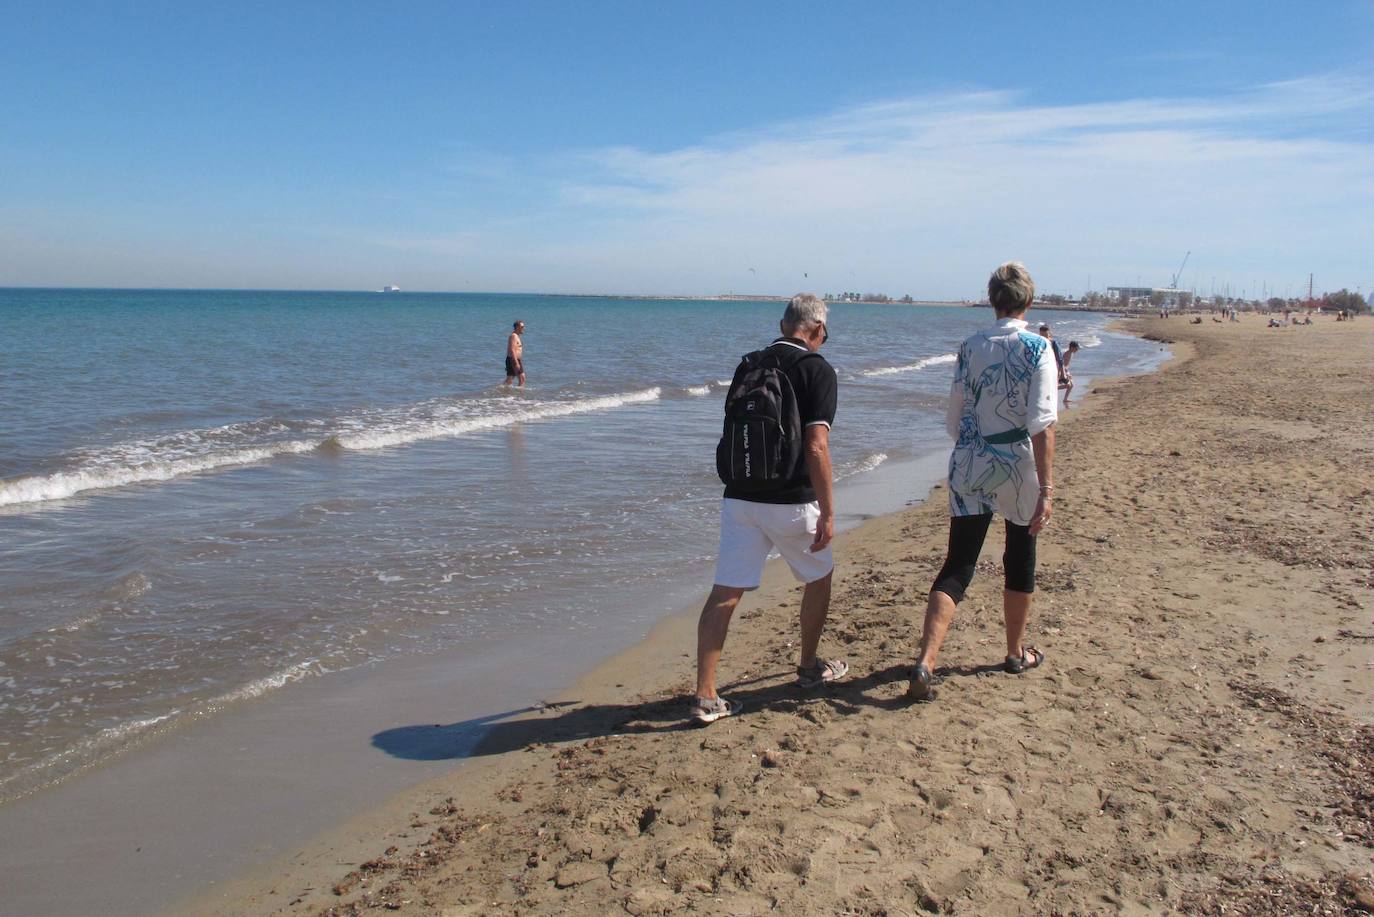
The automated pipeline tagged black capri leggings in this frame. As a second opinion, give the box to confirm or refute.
[931,513,1036,603]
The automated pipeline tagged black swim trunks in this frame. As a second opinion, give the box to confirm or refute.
[505,355,522,377]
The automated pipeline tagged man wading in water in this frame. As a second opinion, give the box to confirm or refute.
[503,320,526,387]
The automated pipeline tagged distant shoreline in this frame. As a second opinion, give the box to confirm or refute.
[0,285,964,304]
[0,285,1140,315]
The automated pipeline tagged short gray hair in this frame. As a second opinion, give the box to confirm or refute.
[988,261,1035,314]
[782,293,827,332]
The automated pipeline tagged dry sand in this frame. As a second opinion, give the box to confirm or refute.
[189,317,1374,916]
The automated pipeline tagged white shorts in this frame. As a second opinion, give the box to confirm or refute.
[712,498,834,590]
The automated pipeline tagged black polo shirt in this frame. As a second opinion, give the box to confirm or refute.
[722,337,838,505]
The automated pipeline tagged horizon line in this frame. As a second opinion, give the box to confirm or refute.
[0,284,980,302]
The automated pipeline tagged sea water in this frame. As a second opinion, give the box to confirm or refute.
[0,289,1162,800]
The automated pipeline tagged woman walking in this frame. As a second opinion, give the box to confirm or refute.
[909,262,1058,701]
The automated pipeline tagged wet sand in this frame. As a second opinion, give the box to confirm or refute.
[189,316,1373,915]
[0,442,953,917]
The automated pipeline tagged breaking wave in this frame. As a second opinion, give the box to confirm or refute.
[330,387,661,451]
[0,441,320,507]
[861,353,957,377]
[837,451,889,480]
[0,388,664,508]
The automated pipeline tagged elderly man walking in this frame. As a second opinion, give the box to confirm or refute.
[691,294,849,725]
[908,262,1058,701]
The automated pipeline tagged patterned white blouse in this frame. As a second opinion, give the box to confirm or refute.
[943,317,1058,526]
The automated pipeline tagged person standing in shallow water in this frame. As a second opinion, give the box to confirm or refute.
[503,320,526,387]
[908,261,1057,702]
[1038,323,1066,390]
[1060,340,1080,404]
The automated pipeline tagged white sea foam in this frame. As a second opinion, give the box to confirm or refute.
[331,387,662,451]
[49,612,102,634]
[0,711,177,801]
[861,353,957,377]
[0,388,664,507]
[1078,334,1103,347]
[683,385,711,396]
[0,659,321,802]
[0,441,320,508]
[205,660,318,708]
[838,452,889,480]
[852,452,889,475]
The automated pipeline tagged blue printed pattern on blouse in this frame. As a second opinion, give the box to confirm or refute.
[948,329,1047,518]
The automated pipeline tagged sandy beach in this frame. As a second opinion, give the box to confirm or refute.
[189,316,1373,916]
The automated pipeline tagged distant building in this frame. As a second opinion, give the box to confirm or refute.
[1107,286,1188,305]
[1106,286,1154,300]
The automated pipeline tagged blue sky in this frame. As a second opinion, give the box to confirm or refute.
[2,1,1372,298]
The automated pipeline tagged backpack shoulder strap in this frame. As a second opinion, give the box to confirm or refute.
[765,343,821,366]
[739,349,768,369]
[774,348,823,377]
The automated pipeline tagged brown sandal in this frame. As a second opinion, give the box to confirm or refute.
[906,663,940,702]
[1004,646,1045,674]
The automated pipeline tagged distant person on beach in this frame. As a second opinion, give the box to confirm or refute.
[1039,323,1076,405]
[1060,340,1080,403]
[1038,324,1066,387]
[691,293,847,724]
[503,320,526,387]
[908,262,1057,702]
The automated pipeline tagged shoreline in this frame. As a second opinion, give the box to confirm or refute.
[177,479,961,915]
[174,329,1184,916]
[0,416,963,917]
[2,301,1160,917]
[175,464,965,917]
[188,316,1373,915]
[0,285,1115,312]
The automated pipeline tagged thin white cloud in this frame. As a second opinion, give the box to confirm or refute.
[498,73,1374,296]
[4,74,1370,295]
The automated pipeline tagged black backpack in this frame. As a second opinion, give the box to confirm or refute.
[716,347,818,491]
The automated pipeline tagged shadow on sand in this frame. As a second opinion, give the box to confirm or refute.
[371,661,1009,763]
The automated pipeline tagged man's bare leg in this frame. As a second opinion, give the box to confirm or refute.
[797,571,832,668]
[916,589,959,671]
[695,584,745,700]
[1003,588,1032,660]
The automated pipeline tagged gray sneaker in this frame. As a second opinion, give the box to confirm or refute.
[690,695,743,726]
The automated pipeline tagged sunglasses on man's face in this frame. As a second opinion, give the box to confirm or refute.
[820,322,829,344]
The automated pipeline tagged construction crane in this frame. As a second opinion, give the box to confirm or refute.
[1170,251,1191,289]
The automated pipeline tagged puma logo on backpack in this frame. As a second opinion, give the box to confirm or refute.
[716,348,817,491]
